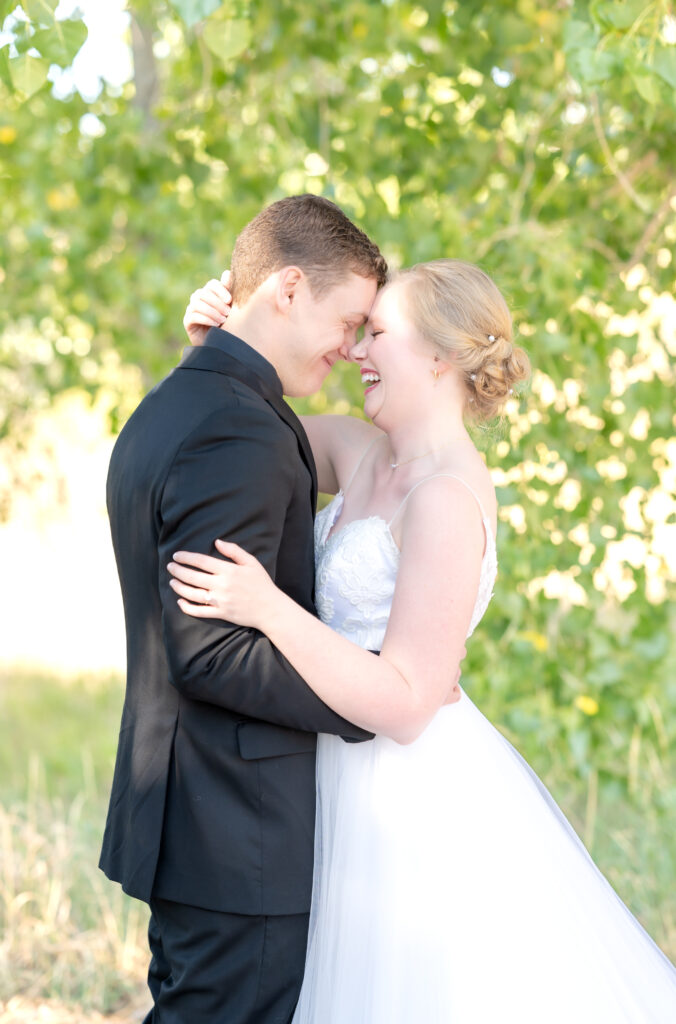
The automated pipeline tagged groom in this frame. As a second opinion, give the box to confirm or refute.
[100,194,387,1023]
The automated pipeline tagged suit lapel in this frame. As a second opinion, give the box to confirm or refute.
[264,392,318,514]
[178,344,319,514]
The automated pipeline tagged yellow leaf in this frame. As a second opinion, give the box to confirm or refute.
[375,175,400,217]
[0,126,17,144]
[408,8,429,28]
[574,695,600,716]
[47,184,79,212]
[516,630,548,652]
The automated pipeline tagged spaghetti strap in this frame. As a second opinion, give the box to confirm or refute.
[388,473,489,527]
[342,434,384,495]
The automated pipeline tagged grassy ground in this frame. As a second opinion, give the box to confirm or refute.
[0,668,149,1021]
[1,667,674,1021]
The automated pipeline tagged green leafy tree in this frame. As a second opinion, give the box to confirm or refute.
[1,3,675,906]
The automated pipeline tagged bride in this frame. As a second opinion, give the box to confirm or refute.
[171,260,676,1021]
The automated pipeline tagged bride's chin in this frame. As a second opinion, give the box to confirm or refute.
[365,396,390,429]
[363,391,383,418]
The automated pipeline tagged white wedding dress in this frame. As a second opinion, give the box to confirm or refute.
[292,478,676,1023]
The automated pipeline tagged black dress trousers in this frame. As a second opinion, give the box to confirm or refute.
[143,898,309,1024]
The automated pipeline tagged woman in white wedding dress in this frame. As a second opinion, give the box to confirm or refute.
[173,260,676,1022]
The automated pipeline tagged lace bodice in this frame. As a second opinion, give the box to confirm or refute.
[314,487,497,652]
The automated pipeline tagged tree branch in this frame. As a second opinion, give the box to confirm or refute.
[474,220,550,260]
[196,32,213,98]
[586,237,621,267]
[591,93,650,214]
[509,98,563,228]
[624,186,676,271]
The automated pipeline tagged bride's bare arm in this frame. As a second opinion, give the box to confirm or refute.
[168,477,482,744]
[299,415,382,495]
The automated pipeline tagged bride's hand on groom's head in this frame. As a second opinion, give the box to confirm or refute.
[183,269,232,346]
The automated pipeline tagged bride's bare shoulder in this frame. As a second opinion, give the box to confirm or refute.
[458,447,496,505]
[425,449,498,534]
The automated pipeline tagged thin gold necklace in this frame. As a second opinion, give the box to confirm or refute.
[389,438,469,469]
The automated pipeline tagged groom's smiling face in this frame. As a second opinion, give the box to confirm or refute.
[280,272,378,397]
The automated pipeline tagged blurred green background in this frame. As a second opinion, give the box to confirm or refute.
[1,0,675,1019]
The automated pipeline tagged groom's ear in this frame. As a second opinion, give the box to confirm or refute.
[274,265,305,313]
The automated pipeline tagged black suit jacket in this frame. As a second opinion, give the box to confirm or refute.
[99,329,371,915]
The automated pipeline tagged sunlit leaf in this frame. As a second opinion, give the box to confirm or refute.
[652,46,676,89]
[20,0,59,23]
[499,12,537,48]
[9,52,49,97]
[631,69,661,106]
[0,45,11,92]
[562,18,597,52]
[568,46,618,83]
[0,0,17,23]
[30,19,87,66]
[202,17,252,62]
[167,0,222,29]
[593,0,646,31]
[375,175,400,217]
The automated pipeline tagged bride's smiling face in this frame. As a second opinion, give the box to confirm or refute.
[349,280,435,429]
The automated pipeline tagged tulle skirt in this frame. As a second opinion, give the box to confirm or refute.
[292,690,676,1023]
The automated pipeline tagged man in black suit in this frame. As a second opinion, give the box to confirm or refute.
[100,195,388,1023]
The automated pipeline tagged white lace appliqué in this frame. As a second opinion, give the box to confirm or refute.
[314,492,497,651]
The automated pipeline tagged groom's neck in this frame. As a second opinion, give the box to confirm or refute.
[226,304,280,369]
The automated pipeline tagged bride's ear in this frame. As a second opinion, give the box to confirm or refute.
[432,353,451,377]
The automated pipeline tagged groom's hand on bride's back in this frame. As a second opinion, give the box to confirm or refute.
[183,270,232,346]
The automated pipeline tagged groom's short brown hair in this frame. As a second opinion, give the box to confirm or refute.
[229,194,388,304]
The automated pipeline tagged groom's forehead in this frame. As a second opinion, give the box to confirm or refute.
[341,310,369,326]
[330,271,378,311]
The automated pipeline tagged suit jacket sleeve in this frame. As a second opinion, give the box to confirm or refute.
[158,399,372,740]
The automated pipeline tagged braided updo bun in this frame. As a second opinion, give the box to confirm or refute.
[396,259,530,420]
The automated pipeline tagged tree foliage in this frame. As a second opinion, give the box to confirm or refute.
[1,0,675,829]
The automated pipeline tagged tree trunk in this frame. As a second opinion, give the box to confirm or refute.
[130,13,159,131]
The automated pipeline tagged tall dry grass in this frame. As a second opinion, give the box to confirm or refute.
[0,670,149,1020]
[0,754,148,1015]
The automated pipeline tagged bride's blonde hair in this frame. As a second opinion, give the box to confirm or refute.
[395,259,530,421]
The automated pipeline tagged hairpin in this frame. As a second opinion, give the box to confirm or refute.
[487,334,496,342]
[470,373,477,380]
